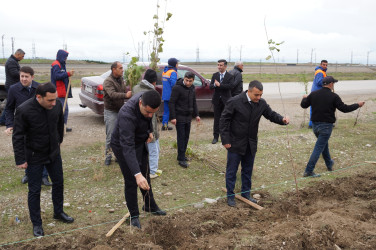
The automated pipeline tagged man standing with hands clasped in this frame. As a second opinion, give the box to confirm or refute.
[220,80,289,207]
[169,72,200,168]
[301,76,365,177]
[210,59,235,144]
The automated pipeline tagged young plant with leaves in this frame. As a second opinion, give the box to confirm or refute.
[124,56,145,89]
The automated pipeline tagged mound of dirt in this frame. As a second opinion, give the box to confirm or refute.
[5,173,376,249]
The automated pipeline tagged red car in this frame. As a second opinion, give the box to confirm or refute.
[79,62,214,115]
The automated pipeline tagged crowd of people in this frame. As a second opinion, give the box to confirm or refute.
[0,51,365,236]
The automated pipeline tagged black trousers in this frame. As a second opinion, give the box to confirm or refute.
[176,121,191,161]
[27,154,64,226]
[113,144,158,218]
[213,100,225,139]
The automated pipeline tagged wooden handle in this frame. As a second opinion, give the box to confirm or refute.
[106,212,130,237]
[222,187,263,210]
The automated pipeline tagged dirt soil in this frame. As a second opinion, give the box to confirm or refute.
[2,173,374,249]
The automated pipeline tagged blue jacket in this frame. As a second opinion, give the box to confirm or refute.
[161,66,177,101]
[311,66,327,92]
[5,81,39,128]
[51,50,72,98]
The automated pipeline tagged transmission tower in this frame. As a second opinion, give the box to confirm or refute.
[228,45,231,63]
[1,34,4,59]
[63,41,67,50]
[11,37,15,54]
[196,47,200,63]
[32,41,36,60]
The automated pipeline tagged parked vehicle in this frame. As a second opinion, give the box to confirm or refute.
[79,62,214,115]
[0,66,6,114]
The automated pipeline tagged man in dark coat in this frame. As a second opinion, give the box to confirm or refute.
[0,49,25,126]
[301,76,365,177]
[111,90,166,229]
[228,61,244,97]
[169,72,201,168]
[220,80,289,207]
[12,82,74,237]
[5,66,52,186]
[50,49,75,132]
[210,59,235,144]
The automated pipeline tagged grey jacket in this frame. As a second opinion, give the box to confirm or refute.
[228,66,243,96]
[132,80,159,141]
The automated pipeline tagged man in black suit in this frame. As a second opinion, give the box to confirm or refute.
[210,59,235,144]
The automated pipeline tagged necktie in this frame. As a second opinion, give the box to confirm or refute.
[220,73,224,83]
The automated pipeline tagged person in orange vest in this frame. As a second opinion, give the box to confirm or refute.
[309,60,328,128]
[51,50,75,132]
[161,58,179,131]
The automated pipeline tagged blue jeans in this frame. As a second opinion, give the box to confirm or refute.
[226,145,255,198]
[162,101,170,126]
[309,107,312,127]
[305,122,333,173]
[58,97,69,124]
[147,139,160,174]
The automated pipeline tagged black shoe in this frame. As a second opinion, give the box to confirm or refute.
[327,159,334,171]
[130,217,141,229]
[178,161,189,168]
[66,127,72,132]
[53,212,74,223]
[184,156,191,161]
[161,125,173,131]
[33,225,44,237]
[104,155,111,165]
[303,172,321,178]
[211,138,218,144]
[227,196,236,207]
[142,205,167,216]
[21,175,28,184]
[242,195,258,204]
[42,177,52,186]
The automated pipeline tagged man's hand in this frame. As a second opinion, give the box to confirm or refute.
[282,116,290,124]
[135,174,150,190]
[69,70,75,76]
[4,127,13,135]
[214,79,220,87]
[223,144,231,149]
[303,94,308,98]
[17,162,28,169]
[358,101,365,107]
[171,119,177,125]
[125,91,132,98]
[146,133,153,143]
[196,116,201,122]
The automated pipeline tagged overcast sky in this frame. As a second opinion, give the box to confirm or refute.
[1,0,375,64]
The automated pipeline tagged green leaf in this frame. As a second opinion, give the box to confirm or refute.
[153,15,158,19]
[166,13,173,21]
[265,55,272,60]
[268,39,273,44]
[269,46,276,51]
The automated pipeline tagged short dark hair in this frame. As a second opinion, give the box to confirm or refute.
[321,60,328,64]
[20,66,34,76]
[184,71,195,79]
[218,59,227,66]
[144,69,157,83]
[248,80,263,91]
[111,61,121,70]
[15,49,25,55]
[36,82,56,97]
[141,90,161,109]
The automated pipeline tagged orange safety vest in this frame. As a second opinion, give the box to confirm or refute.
[162,69,177,82]
[314,69,327,77]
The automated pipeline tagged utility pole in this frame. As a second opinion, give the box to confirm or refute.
[123,53,126,64]
[62,41,67,50]
[310,48,315,65]
[239,45,243,61]
[367,51,373,66]
[228,45,231,63]
[32,41,36,60]
[141,41,144,62]
[196,46,200,64]
[297,49,299,64]
[1,34,4,59]
[351,51,353,65]
[11,37,15,54]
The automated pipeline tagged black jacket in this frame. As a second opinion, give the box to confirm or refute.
[5,81,39,128]
[5,55,21,89]
[220,92,285,156]
[169,78,199,123]
[12,98,64,165]
[301,87,359,123]
[110,92,153,175]
[228,66,243,96]
[209,71,235,105]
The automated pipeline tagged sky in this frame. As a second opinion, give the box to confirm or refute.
[0,0,375,64]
